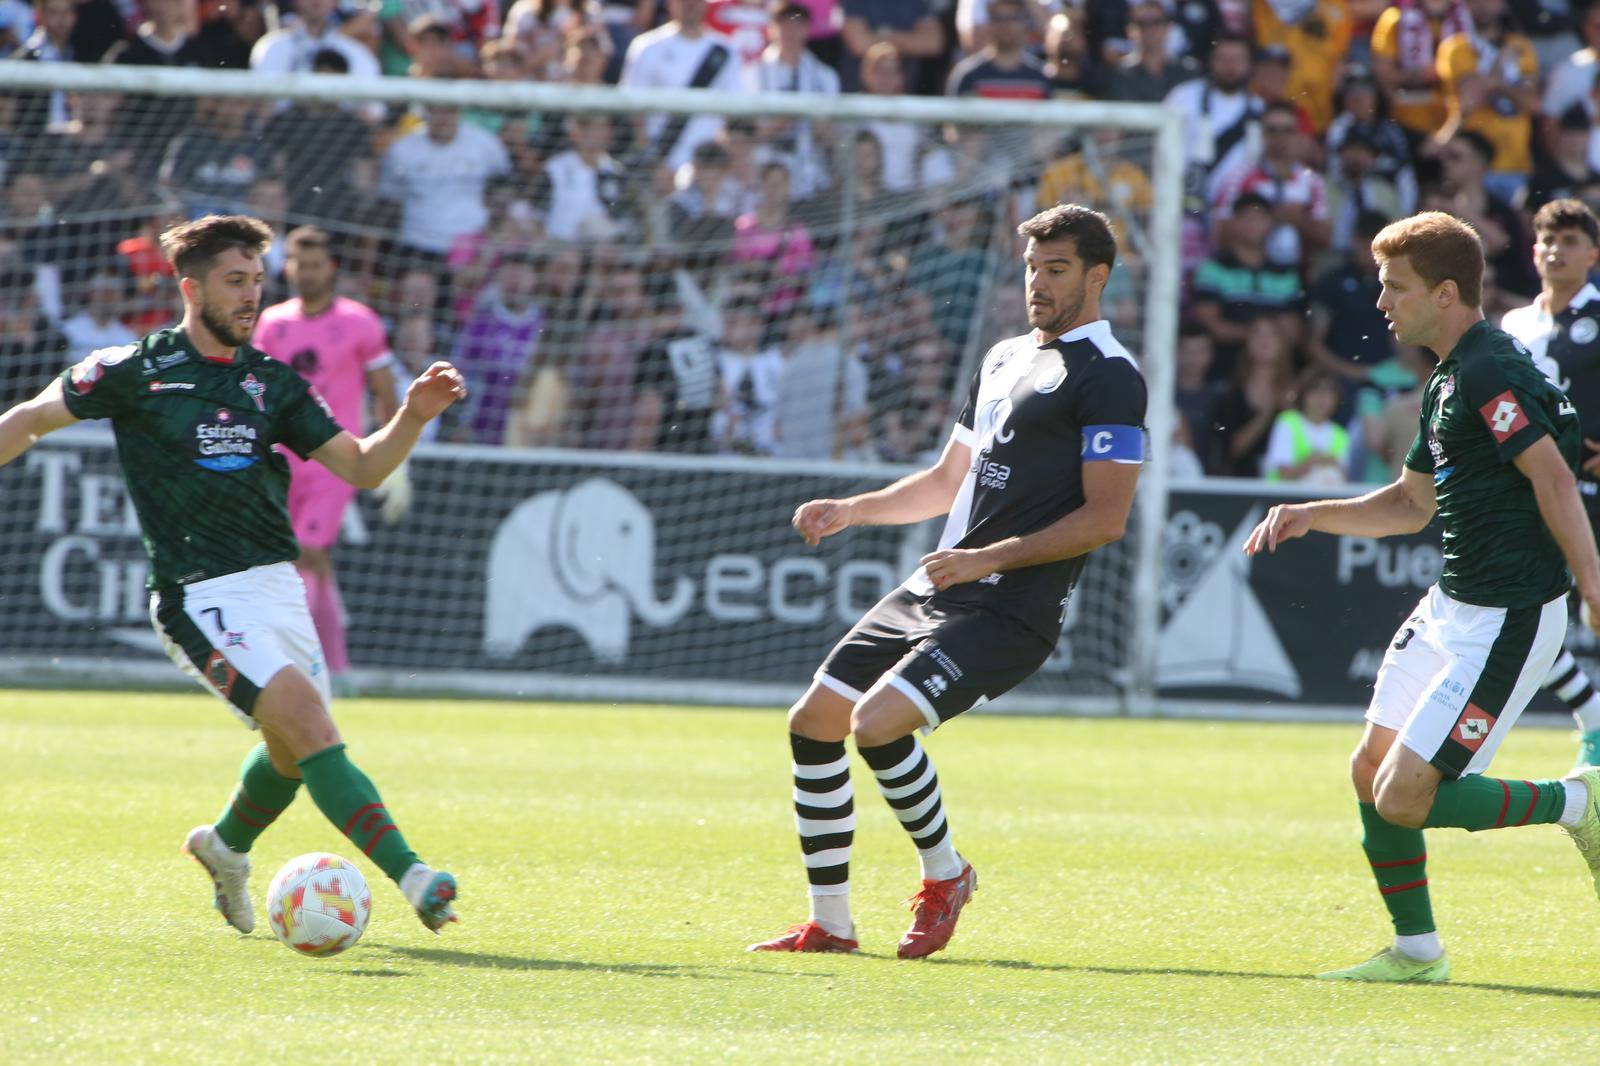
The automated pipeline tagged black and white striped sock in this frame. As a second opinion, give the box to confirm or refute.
[857,734,964,882]
[1546,651,1600,732]
[790,733,854,936]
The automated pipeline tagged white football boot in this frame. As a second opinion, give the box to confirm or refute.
[183,825,255,933]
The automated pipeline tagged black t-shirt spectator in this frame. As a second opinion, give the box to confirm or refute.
[840,0,936,91]
[1175,379,1227,472]
[634,330,718,452]
[0,313,69,409]
[70,0,129,61]
[946,53,1052,99]
[260,104,373,221]
[1096,54,1202,104]
[1528,159,1600,213]
[1310,262,1392,370]
[1482,194,1538,298]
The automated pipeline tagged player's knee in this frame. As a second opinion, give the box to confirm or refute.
[848,701,900,748]
[788,693,850,741]
[1349,747,1381,796]
[1372,781,1429,829]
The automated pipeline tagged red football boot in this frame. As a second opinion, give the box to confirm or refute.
[897,863,977,959]
[747,921,860,953]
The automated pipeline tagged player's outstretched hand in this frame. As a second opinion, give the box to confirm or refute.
[793,499,852,546]
[404,362,467,423]
[1243,503,1314,556]
[920,548,995,590]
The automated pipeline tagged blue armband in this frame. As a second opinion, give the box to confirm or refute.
[1081,424,1145,462]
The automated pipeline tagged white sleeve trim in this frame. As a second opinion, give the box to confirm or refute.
[951,423,976,448]
[883,674,942,733]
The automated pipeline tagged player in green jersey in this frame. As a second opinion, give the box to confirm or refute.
[1245,211,1600,983]
[0,215,467,937]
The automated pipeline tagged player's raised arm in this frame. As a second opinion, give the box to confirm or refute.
[311,362,466,489]
[1243,467,1437,555]
[0,379,81,468]
[791,432,971,546]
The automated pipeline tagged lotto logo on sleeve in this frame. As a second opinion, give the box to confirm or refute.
[1477,391,1529,441]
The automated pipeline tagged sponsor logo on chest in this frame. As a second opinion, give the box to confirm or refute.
[193,407,262,471]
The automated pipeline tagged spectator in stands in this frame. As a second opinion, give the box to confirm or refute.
[1190,190,1305,379]
[838,0,944,94]
[1325,65,1420,217]
[199,0,265,69]
[446,176,540,320]
[749,2,838,203]
[1173,320,1225,474]
[774,307,871,461]
[68,0,126,62]
[1325,131,1403,260]
[1435,0,1538,202]
[158,95,266,218]
[666,140,737,249]
[860,42,931,193]
[1253,0,1351,134]
[1262,370,1350,485]
[730,162,814,315]
[116,206,182,332]
[908,194,996,348]
[631,287,721,453]
[505,0,607,80]
[536,112,633,242]
[404,14,474,77]
[1096,0,1200,104]
[1213,101,1331,269]
[0,0,35,54]
[60,266,136,359]
[1529,103,1600,211]
[712,293,784,455]
[1164,33,1262,219]
[1041,9,1096,98]
[946,0,1049,100]
[251,0,379,75]
[622,0,744,171]
[379,103,512,257]
[1540,1,1600,149]
[105,0,219,67]
[1037,126,1154,253]
[563,25,612,83]
[1436,129,1537,295]
[569,253,654,450]
[1360,344,1432,479]
[1214,315,1297,478]
[0,268,68,408]
[1370,0,1464,147]
[26,91,141,215]
[876,330,954,464]
[12,0,78,136]
[449,249,545,445]
[259,49,376,222]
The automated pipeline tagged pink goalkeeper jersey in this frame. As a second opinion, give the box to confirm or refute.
[254,296,394,434]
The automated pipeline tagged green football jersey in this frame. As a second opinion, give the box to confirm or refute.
[59,328,345,590]
[1404,320,1582,608]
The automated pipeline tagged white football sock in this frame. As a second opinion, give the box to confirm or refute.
[1394,932,1443,962]
[808,888,853,938]
[918,838,965,882]
[1560,778,1590,828]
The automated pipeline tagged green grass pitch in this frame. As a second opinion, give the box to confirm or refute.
[3,689,1600,1063]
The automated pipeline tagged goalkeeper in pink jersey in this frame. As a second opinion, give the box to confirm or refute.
[254,227,402,694]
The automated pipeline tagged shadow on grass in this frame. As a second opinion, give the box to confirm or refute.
[929,958,1600,1000]
[381,944,727,979]
[345,968,410,978]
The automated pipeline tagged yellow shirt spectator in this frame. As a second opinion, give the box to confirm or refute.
[1436,29,1538,176]
[1370,4,1453,136]
[1037,152,1152,253]
[1253,0,1352,133]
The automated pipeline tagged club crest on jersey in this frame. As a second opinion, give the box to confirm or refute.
[240,373,267,411]
[1572,318,1599,345]
[1034,366,1067,394]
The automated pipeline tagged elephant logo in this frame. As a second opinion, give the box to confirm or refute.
[483,478,694,663]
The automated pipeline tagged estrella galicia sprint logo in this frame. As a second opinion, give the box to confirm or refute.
[194,407,262,471]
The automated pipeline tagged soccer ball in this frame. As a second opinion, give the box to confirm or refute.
[266,852,372,958]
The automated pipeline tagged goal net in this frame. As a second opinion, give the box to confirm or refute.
[0,63,1179,713]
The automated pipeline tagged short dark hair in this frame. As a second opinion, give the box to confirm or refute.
[1354,210,1392,241]
[1534,198,1600,246]
[770,1,809,21]
[285,225,332,256]
[1016,203,1117,272]
[408,14,451,40]
[1451,130,1496,167]
[1178,318,1210,341]
[158,214,273,279]
[1231,190,1273,215]
[310,47,348,74]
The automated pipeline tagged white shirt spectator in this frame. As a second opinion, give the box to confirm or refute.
[61,312,137,361]
[713,345,785,455]
[622,23,745,169]
[748,44,839,200]
[251,23,381,78]
[774,335,869,460]
[379,122,511,253]
[1164,77,1264,205]
[1543,49,1600,121]
[540,149,625,241]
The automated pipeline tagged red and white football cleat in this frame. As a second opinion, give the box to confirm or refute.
[746,921,860,953]
[897,863,977,959]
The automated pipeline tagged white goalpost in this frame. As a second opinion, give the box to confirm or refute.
[0,60,1181,714]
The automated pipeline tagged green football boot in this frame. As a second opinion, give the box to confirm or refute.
[1315,947,1450,983]
[1561,767,1600,902]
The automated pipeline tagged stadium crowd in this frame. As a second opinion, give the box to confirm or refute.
[0,0,1596,476]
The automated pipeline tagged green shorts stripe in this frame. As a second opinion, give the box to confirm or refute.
[154,588,263,716]
[1433,604,1540,778]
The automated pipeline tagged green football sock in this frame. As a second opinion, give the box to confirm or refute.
[214,742,301,853]
[1360,802,1435,936]
[297,743,420,884]
[1424,776,1566,832]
